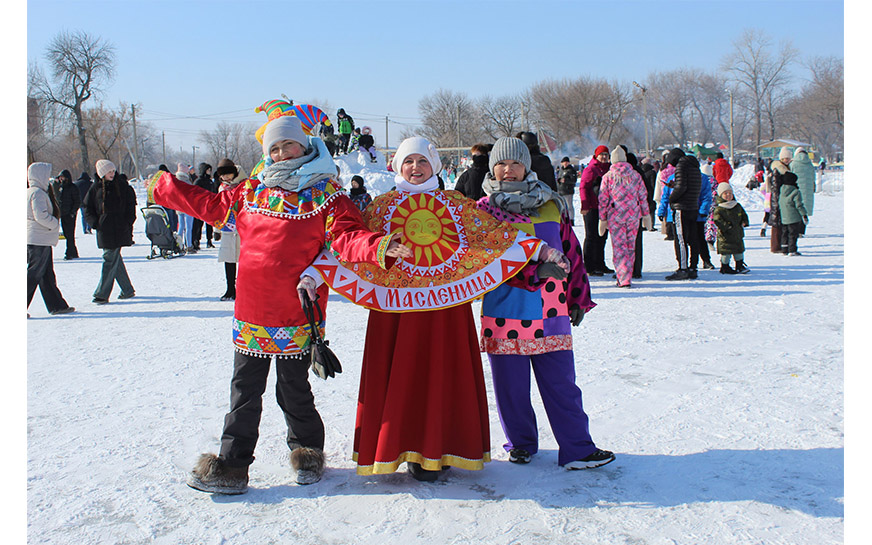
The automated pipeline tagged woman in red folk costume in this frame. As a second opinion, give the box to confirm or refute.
[151,114,410,494]
[300,136,569,481]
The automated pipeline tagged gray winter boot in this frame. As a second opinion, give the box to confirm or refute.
[186,453,249,494]
[291,447,325,485]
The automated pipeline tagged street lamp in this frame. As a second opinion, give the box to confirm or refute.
[726,88,734,166]
[633,81,650,158]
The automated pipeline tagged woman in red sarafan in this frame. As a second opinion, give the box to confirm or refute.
[302,137,567,482]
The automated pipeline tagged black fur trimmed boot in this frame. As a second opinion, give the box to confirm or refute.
[291,447,325,485]
[720,263,738,275]
[735,261,750,274]
[186,453,249,494]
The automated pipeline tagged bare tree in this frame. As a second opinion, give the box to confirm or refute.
[781,56,844,160]
[30,30,116,171]
[198,122,262,174]
[477,95,525,139]
[84,102,132,166]
[722,28,798,150]
[417,89,484,148]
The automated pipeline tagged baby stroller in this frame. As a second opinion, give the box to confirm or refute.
[141,205,186,259]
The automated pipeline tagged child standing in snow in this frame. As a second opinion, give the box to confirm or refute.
[777,171,809,256]
[712,183,750,274]
[151,115,410,494]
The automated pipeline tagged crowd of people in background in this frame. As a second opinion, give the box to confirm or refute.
[26,106,825,495]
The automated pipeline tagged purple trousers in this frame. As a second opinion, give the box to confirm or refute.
[488,350,597,466]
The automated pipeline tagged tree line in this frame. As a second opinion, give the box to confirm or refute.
[407,29,842,163]
[27,28,843,181]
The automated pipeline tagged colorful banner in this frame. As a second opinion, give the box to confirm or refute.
[313,190,540,312]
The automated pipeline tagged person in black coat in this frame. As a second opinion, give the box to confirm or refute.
[665,148,702,280]
[56,169,81,259]
[83,160,137,303]
[516,132,557,191]
[192,162,215,249]
[454,143,491,202]
[73,171,93,234]
[555,157,578,225]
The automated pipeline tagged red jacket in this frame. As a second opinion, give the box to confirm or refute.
[152,172,393,357]
[578,158,610,211]
[713,158,733,184]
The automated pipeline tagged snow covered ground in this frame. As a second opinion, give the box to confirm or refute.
[27,169,845,544]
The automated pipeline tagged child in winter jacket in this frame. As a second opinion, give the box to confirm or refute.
[777,171,809,256]
[712,183,750,274]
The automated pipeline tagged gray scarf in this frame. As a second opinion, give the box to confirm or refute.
[261,144,322,192]
[481,171,566,217]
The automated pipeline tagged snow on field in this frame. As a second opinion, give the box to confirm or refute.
[27,169,845,544]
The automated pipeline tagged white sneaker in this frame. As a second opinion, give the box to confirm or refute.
[564,449,615,470]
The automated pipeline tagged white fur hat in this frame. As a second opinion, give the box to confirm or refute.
[262,115,308,157]
[391,136,442,175]
[701,163,714,176]
[794,146,807,158]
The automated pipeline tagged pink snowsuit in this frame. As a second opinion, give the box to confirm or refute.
[598,162,649,287]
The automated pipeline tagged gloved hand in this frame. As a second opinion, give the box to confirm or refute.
[802,216,809,225]
[537,262,568,280]
[642,215,653,231]
[598,219,608,237]
[296,275,317,308]
[539,243,571,275]
[569,305,586,326]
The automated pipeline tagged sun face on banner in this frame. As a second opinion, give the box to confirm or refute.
[385,192,468,277]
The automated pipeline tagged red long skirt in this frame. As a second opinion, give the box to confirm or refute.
[352,304,491,474]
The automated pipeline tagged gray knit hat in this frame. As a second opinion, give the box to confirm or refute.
[262,115,308,156]
[488,137,531,174]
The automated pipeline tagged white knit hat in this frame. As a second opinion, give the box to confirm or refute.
[779,146,792,161]
[716,182,733,197]
[391,136,443,175]
[95,159,116,178]
[610,146,627,164]
[701,163,713,176]
[262,115,308,156]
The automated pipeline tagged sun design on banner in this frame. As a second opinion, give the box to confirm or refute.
[386,192,468,277]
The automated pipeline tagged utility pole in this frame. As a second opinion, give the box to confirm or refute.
[456,103,461,167]
[633,81,650,158]
[192,145,198,167]
[385,115,389,151]
[131,104,141,181]
[162,131,166,166]
[728,89,735,166]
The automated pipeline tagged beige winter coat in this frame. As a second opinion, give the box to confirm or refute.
[26,162,60,247]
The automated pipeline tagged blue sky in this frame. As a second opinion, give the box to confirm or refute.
[24,0,847,151]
